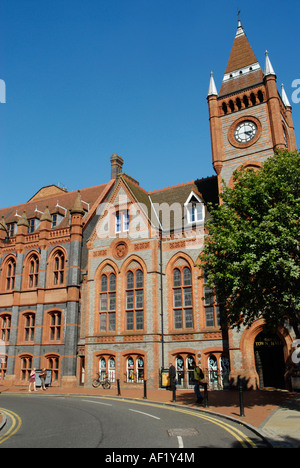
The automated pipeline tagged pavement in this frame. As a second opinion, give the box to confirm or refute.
[1,383,300,448]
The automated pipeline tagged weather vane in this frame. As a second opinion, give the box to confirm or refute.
[238,9,241,21]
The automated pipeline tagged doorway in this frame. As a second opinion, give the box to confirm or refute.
[254,332,286,389]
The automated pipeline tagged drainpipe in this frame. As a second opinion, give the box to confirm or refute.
[149,196,165,370]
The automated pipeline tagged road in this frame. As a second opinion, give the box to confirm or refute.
[0,394,270,450]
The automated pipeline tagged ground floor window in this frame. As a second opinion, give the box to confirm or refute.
[0,356,7,381]
[126,356,144,383]
[47,356,60,382]
[208,354,230,389]
[20,356,32,382]
[99,356,115,382]
[175,354,196,388]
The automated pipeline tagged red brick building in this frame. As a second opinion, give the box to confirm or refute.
[0,21,298,390]
[207,20,297,389]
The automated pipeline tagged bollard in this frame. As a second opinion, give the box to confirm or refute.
[239,383,245,417]
[143,380,147,399]
[172,386,176,403]
[203,383,209,408]
[117,378,121,396]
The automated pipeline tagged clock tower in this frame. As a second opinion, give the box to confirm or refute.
[207,20,297,190]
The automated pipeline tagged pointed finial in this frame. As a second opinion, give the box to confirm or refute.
[71,190,85,215]
[264,50,276,76]
[281,83,291,107]
[207,71,218,97]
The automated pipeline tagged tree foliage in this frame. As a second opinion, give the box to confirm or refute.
[199,150,300,338]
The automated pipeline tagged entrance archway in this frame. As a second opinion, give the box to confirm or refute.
[254,332,285,389]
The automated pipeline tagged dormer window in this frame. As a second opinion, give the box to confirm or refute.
[28,219,35,233]
[185,192,204,225]
[8,223,16,237]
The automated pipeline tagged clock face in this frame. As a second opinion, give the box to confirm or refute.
[234,121,257,143]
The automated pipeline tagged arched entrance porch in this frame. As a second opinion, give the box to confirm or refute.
[239,320,293,390]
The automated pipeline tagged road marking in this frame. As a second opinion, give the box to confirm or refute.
[70,395,258,448]
[177,436,184,448]
[81,399,112,406]
[129,409,160,420]
[0,408,22,445]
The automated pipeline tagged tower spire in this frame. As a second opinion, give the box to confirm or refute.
[281,83,291,107]
[264,50,276,76]
[219,20,263,97]
[207,71,218,97]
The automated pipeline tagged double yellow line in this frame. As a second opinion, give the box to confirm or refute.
[0,409,22,445]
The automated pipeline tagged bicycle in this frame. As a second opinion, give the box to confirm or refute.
[92,373,111,389]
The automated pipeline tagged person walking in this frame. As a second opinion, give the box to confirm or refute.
[28,368,37,392]
[39,368,47,391]
[191,361,204,404]
[168,362,176,391]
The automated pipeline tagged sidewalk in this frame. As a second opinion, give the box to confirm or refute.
[1,384,300,448]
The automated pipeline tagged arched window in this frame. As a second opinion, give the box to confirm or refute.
[203,269,221,328]
[126,355,144,383]
[208,354,219,389]
[127,356,135,382]
[126,269,144,331]
[173,266,193,329]
[28,254,39,289]
[257,90,264,103]
[48,311,62,341]
[98,356,115,382]
[53,250,65,286]
[23,312,35,342]
[5,257,16,291]
[20,355,32,382]
[243,94,249,108]
[250,92,256,106]
[0,314,11,342]
[100,271,116,332]
[47,355,60,382]
[222,102,228,115]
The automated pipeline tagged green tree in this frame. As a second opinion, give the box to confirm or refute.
[199,150,300,338]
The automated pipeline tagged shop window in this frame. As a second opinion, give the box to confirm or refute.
[98,356,115,382]
[126,355,144,383]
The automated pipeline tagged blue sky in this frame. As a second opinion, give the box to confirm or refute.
[1,0,300,208]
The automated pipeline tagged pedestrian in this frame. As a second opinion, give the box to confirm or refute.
[168,361,176,390]
[28,368,37,392]
[191,361,204,404]
[39,368,47,391]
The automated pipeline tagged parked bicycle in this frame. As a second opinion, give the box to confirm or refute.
[92,373,111,389]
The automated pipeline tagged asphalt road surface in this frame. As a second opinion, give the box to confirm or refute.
[0,394,270,450]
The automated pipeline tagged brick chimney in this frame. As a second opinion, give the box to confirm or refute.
[110,153,124,179]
